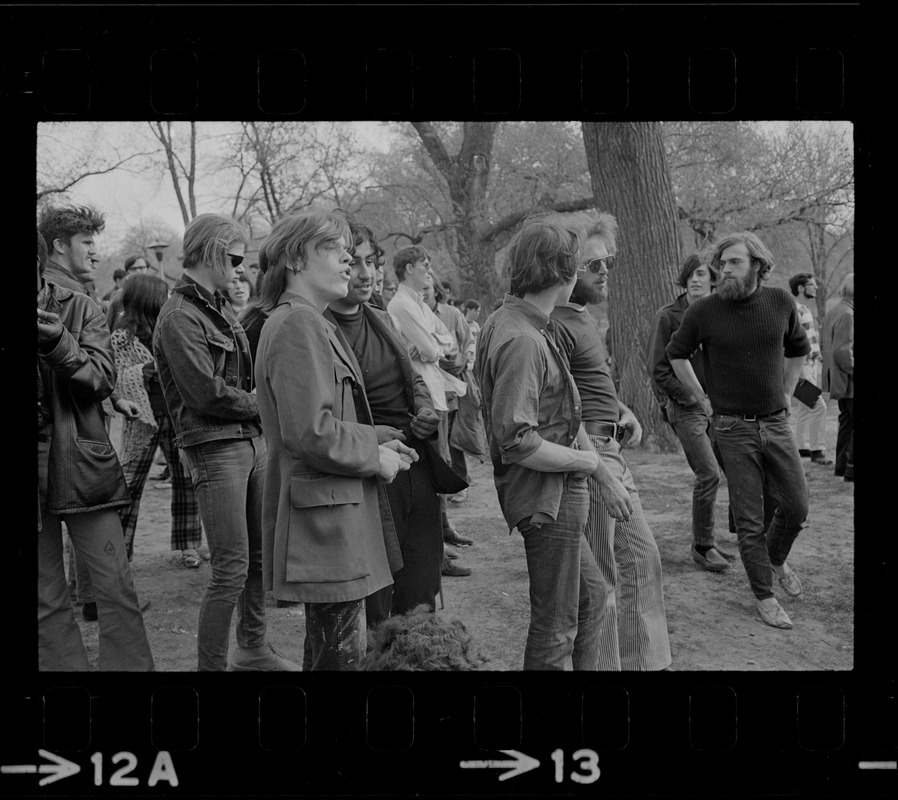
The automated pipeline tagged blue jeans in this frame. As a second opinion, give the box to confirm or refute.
[520,476,604,671]
[666,400,721,548]
[181,436,267,671]
[302,600,366,671]
[712,411,809,600]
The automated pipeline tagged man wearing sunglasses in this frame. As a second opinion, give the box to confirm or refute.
[154,213,299,671]
[551,211,672,671]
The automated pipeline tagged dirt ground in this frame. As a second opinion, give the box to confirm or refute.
[72,398,853,671]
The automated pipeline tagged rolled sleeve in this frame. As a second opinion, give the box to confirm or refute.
[487,337,546,465]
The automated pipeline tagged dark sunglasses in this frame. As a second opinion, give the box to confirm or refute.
[578,255,616,274]
[227,254,245,268]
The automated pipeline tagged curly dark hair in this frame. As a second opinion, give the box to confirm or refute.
[37,205,105,253]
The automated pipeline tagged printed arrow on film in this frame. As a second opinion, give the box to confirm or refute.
[459,749,540,781]
[1,749,81,786]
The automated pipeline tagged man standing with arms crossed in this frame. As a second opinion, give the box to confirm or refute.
[667,232,810,630]
[551,211,672,671]
[476,217,608,670]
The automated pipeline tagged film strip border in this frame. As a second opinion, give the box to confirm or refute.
[2,678,894,794]
[3,5,866,118]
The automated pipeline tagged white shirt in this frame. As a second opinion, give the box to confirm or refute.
[388,283,450,411]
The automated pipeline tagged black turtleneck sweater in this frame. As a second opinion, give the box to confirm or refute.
[666,285,810,416]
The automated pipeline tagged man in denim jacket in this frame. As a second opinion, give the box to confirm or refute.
[154,213,299,672]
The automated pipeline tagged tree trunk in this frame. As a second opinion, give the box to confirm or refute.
[581,122,683,451]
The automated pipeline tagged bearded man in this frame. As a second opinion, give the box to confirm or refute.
[667,231,810,630]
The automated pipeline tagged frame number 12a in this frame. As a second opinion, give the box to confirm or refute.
[551,748,600,784]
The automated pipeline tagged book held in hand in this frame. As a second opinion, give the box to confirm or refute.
[793,378,822,409]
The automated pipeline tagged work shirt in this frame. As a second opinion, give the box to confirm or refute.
[475,294,583,532]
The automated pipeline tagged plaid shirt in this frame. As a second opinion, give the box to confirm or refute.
[796,303,821,365]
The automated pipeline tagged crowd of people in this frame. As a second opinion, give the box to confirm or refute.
[36,201,854,671]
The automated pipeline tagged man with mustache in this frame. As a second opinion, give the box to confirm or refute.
[667,231,810,630]
[551,211,672,671]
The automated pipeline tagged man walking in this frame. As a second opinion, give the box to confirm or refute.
[476,217,606,670]
[667,231,810,630]
[788,273,832,465]
[552,211,672,671]
[821,273,854,482]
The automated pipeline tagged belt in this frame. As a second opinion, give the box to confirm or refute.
[584,421,626,441]
[734,408,786,422]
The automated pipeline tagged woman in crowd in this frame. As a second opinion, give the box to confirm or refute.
[226,271,254,314]
[253,209,416,670]
[110,274,204,568]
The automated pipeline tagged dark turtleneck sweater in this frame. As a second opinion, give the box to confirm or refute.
[666,285,810,416]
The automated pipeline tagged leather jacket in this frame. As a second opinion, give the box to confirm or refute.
[153,276,261,449]
[38,280,130,515]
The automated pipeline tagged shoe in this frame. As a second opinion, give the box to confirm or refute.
[197,543,211,561]
[843,470,854,483]
[810,451,833,466]
[82,601,98,622]
[444,528,473,547]
[181,549,201,569]
[444,547,459,560]
[441,558,471,577]
[798,449,812,458]
[228,643,301,672]
[691,545,730,572]
[449,489,468,503]
[773,563,802,597]
[139,598,152,613]
[756,597,792,629]
[713,542,739,561]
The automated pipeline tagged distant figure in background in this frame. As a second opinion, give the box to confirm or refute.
[245,261,261,290]
[225,271,254,314]
[102,268,127,306]
[381,275,398,307]
[106,255,151,331]
[110,274,203,569]
[38,230,155,671]
[788,273,832,466]
[821,273,854,483]
[462,299,482,344]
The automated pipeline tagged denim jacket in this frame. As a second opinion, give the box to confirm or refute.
[153,276,261,448]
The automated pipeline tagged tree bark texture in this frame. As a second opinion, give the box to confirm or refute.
[582,122,683,451]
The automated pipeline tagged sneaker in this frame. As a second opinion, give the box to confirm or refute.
[691,545,730,572]
[756,597,792,629]
[444,547,460,560]
[810,451,833,466]
[449,489,468,504]
[228,643,301,672]
[82,601,98,622]
[441,558,471,577]
[772,562,802,597]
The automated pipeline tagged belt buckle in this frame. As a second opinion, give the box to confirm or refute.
[610,422,622,441]
[743,413,758,422]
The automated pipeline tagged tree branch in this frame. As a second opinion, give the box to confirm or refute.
[409,122,453,178]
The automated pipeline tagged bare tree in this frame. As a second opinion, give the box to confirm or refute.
[148,122,198,226]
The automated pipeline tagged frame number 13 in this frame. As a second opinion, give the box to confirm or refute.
[551,749,600,784]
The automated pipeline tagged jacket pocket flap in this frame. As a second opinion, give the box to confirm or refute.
[206,331,235,351]
[291,473,363,508]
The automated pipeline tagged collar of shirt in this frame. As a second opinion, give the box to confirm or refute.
[396,282,424,308]
[502,293,558,333]
[180,274,226,312]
